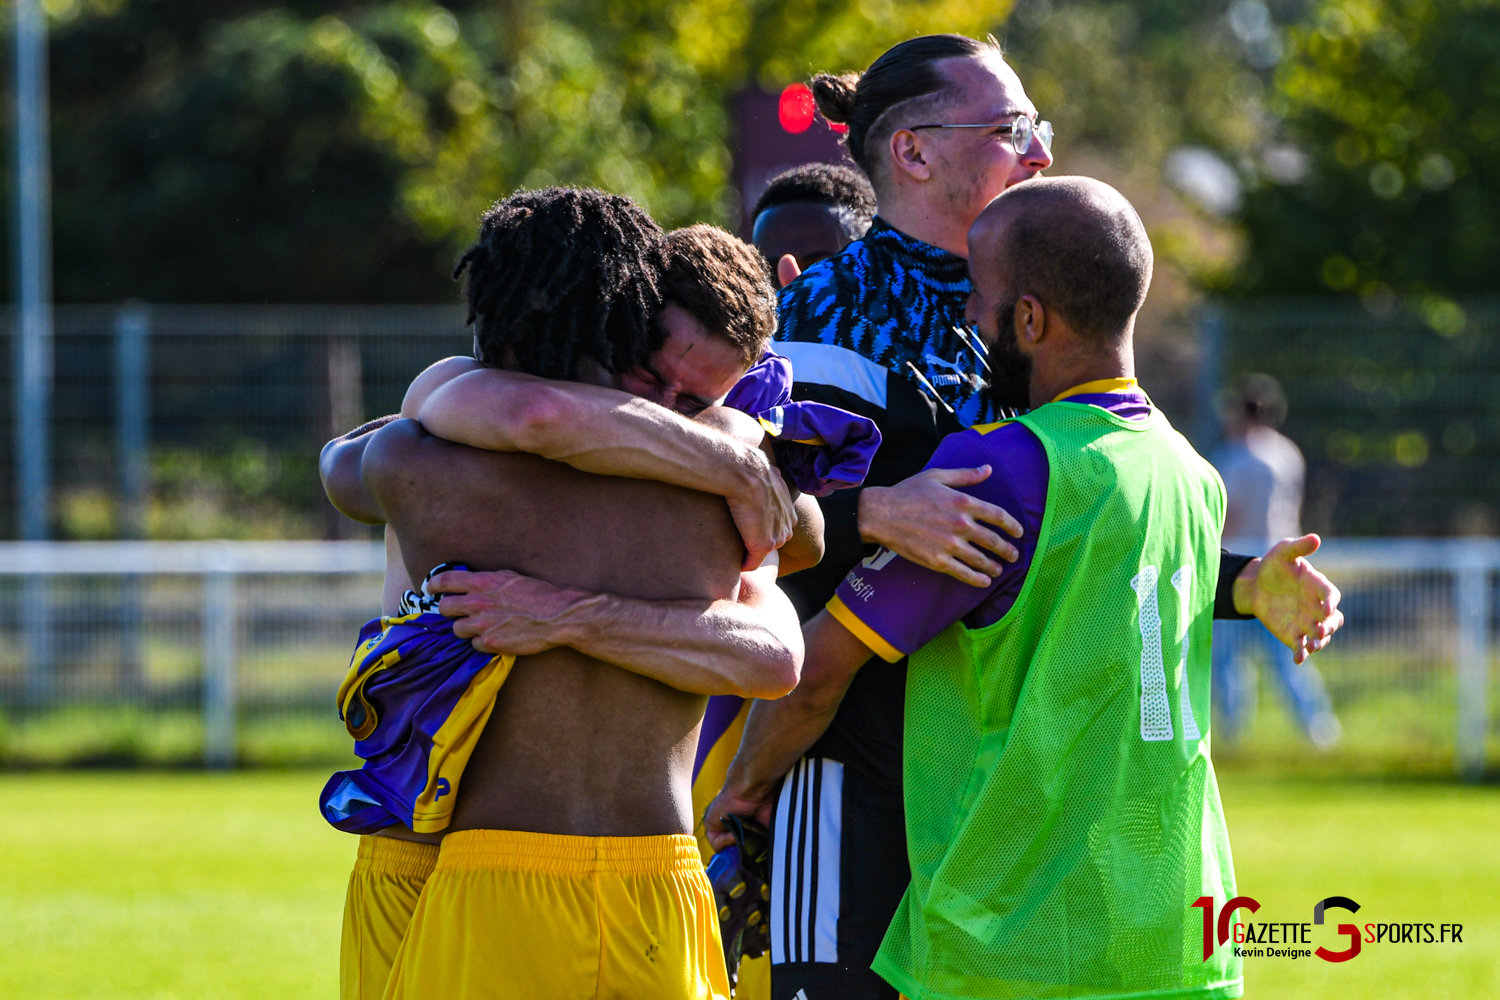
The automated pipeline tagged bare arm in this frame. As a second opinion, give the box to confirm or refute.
[319,414,402,524]
[401,356,481,418]
[426,559,803,699]
[417,368,794,569]
[778,494,825,577]
[703,610,874,848]
[318,355,475,522]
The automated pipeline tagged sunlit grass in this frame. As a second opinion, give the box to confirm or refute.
[0,770,1494,999]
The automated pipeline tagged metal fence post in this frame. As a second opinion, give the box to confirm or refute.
[116,304,150,695]
[115,304,150,538]
[14,0,54,708]
[1454,551,1491,779]
[202,570,237,768]
[1194,304,1226,455]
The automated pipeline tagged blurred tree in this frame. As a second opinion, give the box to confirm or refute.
[1233,0,1500,299]
[997,1,1276,427]
[35,0,1007,303]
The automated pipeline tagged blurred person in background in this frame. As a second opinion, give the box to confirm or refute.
[1213,373,1342,748]
[709,33,1344,1000]
[750,163,877,287]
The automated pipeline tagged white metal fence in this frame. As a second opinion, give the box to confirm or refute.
[0,541,384,767]
[0,539,1493,776]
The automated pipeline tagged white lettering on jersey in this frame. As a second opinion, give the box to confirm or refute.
[1170,566,1202,741]
[1131,565,1174,741]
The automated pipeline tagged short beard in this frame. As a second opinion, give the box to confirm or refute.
[987,297,1032,412]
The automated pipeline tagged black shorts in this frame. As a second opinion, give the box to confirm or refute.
[769,656,908,1000]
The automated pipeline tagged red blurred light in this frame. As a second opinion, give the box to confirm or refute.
[779,83,815,134]
[829,121,849,134]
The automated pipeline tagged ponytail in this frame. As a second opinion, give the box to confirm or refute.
[811,34,999,177]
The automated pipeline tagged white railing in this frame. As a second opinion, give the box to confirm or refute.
[0,539,1492,776]
[0,541,384,768]
[1248,538,1494,778]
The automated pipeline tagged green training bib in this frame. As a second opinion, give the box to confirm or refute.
[874,401,1241,1000]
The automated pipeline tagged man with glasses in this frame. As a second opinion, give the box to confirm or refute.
[707,34,1342,1000]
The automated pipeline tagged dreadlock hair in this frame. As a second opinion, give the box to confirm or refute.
[660,225,777,367]
[750,163,877,240]
[453,187,668,380]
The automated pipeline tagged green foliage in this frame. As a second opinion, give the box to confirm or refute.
[1000,1,1268,298]
[1234,0,1500,296]
[43,0,1012,304]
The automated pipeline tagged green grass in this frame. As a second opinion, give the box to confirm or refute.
[0,770,1495,998]
[1220,773,1500,999]
[0,771,352,999]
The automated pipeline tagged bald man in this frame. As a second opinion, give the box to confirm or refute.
[710,177,1341,998]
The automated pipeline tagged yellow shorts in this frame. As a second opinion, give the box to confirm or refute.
[385,829,732,1000]
[340,835,440,1000]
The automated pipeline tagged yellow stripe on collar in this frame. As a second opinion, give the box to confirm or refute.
[1052,377,1139,402]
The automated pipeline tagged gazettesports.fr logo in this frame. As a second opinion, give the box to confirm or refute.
[1191,896,1465,963]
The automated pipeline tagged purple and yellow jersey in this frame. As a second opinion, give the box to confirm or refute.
[690,696,750,859]
[829,380,1153,661]
[320,566,514,835]
[726,351,881,497]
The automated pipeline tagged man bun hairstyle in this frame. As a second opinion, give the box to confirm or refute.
[661,225,777,367]
[992,176,1154,343]
[811,34,1000,180]
[751,163,877,238]
[454,187,667,380]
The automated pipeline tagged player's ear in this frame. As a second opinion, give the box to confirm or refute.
[1016,294,1047,346]
[889,129,932,182]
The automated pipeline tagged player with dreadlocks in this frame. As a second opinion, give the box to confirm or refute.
[453,186,668,378]
[319,187,876,1000]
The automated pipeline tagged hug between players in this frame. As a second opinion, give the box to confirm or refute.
[317,33,1345,1000]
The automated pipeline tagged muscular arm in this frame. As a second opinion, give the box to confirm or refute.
[319,414,402,524]
[779,494,825,577]
[703,611,873,847]
[418,367,794,568]
[427,559,803,699]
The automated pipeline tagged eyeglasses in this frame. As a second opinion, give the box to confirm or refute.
[908,116,1054,157]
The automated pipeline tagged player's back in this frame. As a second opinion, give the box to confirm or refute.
[362,418,744,838]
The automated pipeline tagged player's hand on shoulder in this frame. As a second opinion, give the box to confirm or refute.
[427,567,586,656]
[857,466,1024,588]
[1235,533,1345,663]
[693,407,795,571]
[400,356,483,418]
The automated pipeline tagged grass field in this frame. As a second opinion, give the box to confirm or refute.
[0,769,1495,999]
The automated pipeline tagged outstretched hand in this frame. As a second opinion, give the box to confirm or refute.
[427,568,586,655]
[857,466,1024,587]
[1232,534,1345,663]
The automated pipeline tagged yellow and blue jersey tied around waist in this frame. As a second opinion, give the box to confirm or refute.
[320,565,513,835]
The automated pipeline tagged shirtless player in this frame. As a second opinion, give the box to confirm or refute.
[323,189,810,1000]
